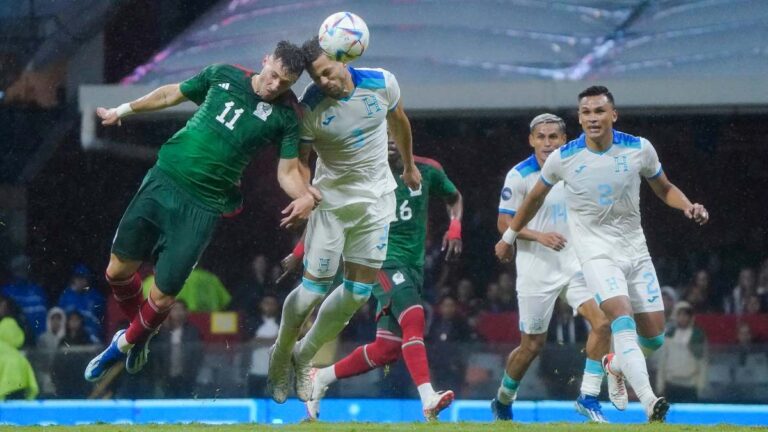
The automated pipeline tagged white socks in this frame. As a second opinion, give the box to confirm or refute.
[611,316,656,407]
[417,383,437,406]
[296,279,373,362]
[274,279,328,356]
[580,358,604,397]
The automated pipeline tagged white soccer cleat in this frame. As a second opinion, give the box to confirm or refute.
[602,353,628,411]
[646,396,670,423]
[292,346,314,402]
[423,390,455,421]
[266,344,292,404]
[305,368,328,421]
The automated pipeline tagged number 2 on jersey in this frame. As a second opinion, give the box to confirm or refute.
[216,101,244,130]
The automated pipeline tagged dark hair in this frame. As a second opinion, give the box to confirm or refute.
[273,40,305,76]
[301,36,325,65]
[578,85,615,106]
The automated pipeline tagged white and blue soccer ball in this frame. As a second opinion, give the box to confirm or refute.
[318,11,369,63]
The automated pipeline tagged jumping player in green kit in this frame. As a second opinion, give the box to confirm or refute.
[84,41,319,382]
[283,133,464,421]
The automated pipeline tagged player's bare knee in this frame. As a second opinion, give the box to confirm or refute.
[106,254,140,281]
[521,334,546,356]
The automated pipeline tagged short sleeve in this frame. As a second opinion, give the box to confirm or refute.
[179,65,217,106]
[278,110,300,159]
[499,169,526,216]
[540,151,563,186]
[383,70,401,111]
[639,138,663,179]
[429,165,458,198]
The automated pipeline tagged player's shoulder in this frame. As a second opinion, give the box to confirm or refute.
[349,67,393,90]
[511,154,541,179]
[207,63,254,79]
[414,156,445,173]
[299,83,326,112]
[559,135,588,159]
[612,129,644,150]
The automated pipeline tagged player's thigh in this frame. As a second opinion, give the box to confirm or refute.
[343,193,396,269]
[379,267,423,324]
[581,258,630,306]
[154,197,220,297]
[517,279,562,334]
[111,173,164,263]
[304,209,344,279]
[626,256,665,315]
[564,271,597,312]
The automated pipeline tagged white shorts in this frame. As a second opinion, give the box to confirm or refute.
[581,255,664,314]
[517,271,595,335]
[304,192,396,279]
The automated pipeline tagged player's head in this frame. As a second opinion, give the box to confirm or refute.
[528,113,566,163]
[302,36,351,99]
[578,86,617,143]
[255,40,304,102]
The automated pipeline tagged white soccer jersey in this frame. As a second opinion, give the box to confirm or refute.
[499,154,580,290]
[300,67,399,210]
[540,130,663,263]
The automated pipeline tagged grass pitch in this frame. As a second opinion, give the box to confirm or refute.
[0,423,763,432]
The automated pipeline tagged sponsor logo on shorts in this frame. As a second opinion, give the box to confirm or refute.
[647,295,659,303]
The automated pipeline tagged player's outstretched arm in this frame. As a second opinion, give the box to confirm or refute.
[442,191,463,261]
[646,172,709,225]
[387,104,421,190]
[495,179,552,262]
[278,157,321,229]
[96,84,187,127]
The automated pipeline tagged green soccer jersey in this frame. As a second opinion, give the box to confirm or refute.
[385,156,458,268]
[155,64,300,214]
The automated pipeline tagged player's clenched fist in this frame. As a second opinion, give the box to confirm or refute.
[684,203,709,225]
[495,239,515,263]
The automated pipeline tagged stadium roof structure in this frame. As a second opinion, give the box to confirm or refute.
[80,0,768,126]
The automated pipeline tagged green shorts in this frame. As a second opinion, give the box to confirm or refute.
[374,264,424,337]
[112,167,220,296]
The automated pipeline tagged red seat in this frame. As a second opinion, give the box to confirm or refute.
[476,312,520,343]
[695,314,739,344]
[743,314,768,342]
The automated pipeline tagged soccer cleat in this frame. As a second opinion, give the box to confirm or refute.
[292,346,314,402]
[423,390,454,421]
[647,396,670,422]
[305,368,327,421]
[575,394,609,423]
[602,353,628,410]
[266,344,292,404]
[125,329,158,374]
[84,329,127,382]
[491,398,513,421]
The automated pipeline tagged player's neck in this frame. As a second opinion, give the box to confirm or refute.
[585,131,613,152]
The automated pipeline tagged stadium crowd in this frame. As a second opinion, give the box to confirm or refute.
[1,244,766,402]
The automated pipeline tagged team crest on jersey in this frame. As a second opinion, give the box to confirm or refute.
[392,272,405,285]
[253,102,272,121]
[218,83,230,90]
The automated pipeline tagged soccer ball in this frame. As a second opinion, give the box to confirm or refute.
[318,11,369,63]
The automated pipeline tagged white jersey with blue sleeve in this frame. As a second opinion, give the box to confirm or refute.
[540,130,663,263]
[499,154,580,291]
[299,67,399,210]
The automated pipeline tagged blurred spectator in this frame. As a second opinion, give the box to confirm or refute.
[143,267,231,312]
[723,267,757,315]
[247,294,281,397]
[482,282,512,313]
[547,300,588,345]
[497,272,517,310]
[154,300,202,398]
[744,294,764,314]
[36,307,66,396]
[657,301,708,402]
[683,269,719,313]
[233,255,270,318]
[57,264,105,340]
[428,295,472,394]
[0,295,39,400]
[661,286,677,332]
[61,311,99,346]
[52,311,97,398]
[1,254,48,341]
